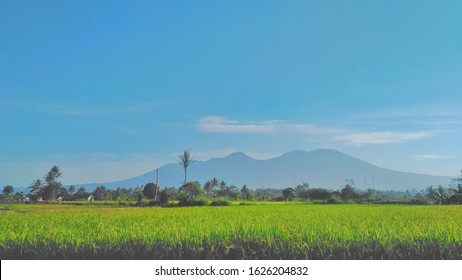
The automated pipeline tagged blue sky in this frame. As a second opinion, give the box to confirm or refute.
[1,0,462,187]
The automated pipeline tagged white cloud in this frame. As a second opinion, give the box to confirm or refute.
[197,116,279,133]
[197,116,434,146]
[414,154,452,161]
[338,131,434,146]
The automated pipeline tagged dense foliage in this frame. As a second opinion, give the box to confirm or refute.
[2,167,462,206]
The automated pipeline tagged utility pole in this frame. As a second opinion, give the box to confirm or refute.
[155,169,159,201]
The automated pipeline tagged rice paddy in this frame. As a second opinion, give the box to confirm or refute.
[1,203,461,259]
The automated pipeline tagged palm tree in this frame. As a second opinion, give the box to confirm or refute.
[29,179,44,198]
[210,177,220,188]
[68,185,75,199]
[426,185,448,204]
[448,169,462,203]
[44,165,62,200]
[176,149,195,185]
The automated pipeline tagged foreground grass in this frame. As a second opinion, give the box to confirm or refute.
[1,203,461,259]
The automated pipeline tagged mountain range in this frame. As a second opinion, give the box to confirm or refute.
[79,149,454,191]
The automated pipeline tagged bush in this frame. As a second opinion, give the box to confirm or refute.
[148,200,160,206]
[159,190,168,205]
[239,201,255,206]
[326,196,342,204]
[177,197,209,207]
[165,201,177,208]
[210,198,231,206]
[191,198,209,206]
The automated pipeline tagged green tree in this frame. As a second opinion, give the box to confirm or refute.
[449,170,462,202]
[14,192,25,202]
[309,188,332,200]
[426,185,448,205]
[210,177,220,188]
[179,181,204,200]
[133,187,144,206]
[93,185,111,201]
[345,178,356,187]
[340,184,360,201]
[55,186,70,200]
[176,149,195,185]
[215,181,239,199]
[74,187,88,200]
[29,179,44,200]
[295,182,310,200]
[254,188,273,200]
[142,183,159,199]
[164,187,179,200]
[203,179,219,197]
[44,165,62,200]
[217,180,227,196]
[240,185,253,200]
[3,185,14,196]
[113,187,131,201]
[362,188,377,201]
[225,185,239,200]
[448,185,462,204]
[282,187,294,201]
[159,189,169,206]
[68,185,75,198]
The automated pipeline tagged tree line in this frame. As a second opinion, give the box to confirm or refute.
[2,157,462,206]
[152,176,462,206]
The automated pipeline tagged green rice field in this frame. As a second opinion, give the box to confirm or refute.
[1,203,461,259]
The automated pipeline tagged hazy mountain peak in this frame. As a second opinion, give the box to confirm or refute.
[310,148,348,155]
[224,152,253,160]
[79,149,453,191]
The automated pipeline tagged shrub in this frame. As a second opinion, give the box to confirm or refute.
[210,198,231,206]
[148,200,160,206]
[190,198,209,206]
[239,201,255,206]
[177,197,209,207]
[326,196,342,204]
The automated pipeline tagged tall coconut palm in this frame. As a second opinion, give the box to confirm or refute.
[29,179,44,199]
[44,165,62,201]
[176,149,195,185]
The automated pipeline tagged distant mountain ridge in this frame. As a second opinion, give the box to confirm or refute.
[79,149,453,191]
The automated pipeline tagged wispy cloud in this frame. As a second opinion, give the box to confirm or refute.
[414,154,452,161]
[197,116,279,133]
[197,116,435,146]
[338,131,434,146]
